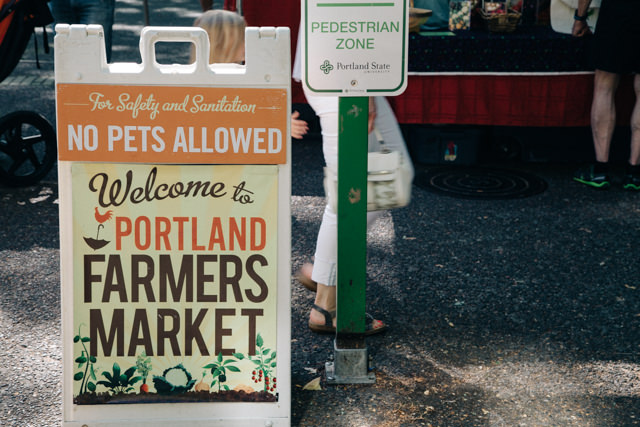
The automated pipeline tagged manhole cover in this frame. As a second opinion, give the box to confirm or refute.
[417,167,547,200]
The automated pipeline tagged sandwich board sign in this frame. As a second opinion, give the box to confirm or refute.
[56,24,291,426]
[301,0,409,96]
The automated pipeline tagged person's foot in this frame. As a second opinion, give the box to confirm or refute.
[295,263,317,292]
[622,172,640,190]
[308,304,337,332]
[573,164,610,189]
[308,306,388,335]
[309,283,337,330]
[307,283,387,335]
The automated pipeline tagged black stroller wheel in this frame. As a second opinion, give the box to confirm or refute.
[0,111,56,187]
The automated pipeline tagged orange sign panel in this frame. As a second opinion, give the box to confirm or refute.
[56,84,288,164]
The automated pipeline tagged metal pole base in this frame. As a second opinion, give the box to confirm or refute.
[325,339,376,385]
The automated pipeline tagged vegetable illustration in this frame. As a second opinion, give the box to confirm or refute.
[152,364,197,395]
[97,363,142,394]
[194,372,210,392]
[204,352,243,392]
[135,352,153,393]
[250,333,277,393]
[73,325,97,395]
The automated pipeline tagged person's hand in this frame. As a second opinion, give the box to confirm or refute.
[368,97,377,134]
[291,110,309,139]
[572,19,591,37]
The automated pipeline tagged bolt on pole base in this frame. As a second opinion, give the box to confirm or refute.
[325,339,376,385]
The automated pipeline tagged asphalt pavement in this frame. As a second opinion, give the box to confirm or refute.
[1,1,639,426]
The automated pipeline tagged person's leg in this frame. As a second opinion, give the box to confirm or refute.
[102,0,115,62]
[301,91,339,327]
[591,69,621,162]
[49,0,77,27]
[310,283,337,329]
[302,92,389,330]
[574,70,620,188]
[622,74,640,190]
[629,74,640,166]
[76,0,115,62]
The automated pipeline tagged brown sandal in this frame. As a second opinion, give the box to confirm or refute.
[308,304,388,336]
[308,304,335,333]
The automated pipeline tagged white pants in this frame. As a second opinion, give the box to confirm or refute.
[304,89,414,287]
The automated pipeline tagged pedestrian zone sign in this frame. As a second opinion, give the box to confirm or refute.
[302,0,408,96]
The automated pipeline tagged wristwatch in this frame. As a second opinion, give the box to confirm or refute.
[574,9,588,21]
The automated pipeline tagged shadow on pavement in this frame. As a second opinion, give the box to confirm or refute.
[0,0,639,424]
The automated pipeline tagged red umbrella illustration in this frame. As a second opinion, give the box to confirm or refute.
[84,207,113,250]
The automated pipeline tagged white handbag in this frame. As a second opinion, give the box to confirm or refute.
[550,0,600,34]
[324,129,412,212]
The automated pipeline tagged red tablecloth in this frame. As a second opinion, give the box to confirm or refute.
[388,73,595,127]
[388,73,635,127]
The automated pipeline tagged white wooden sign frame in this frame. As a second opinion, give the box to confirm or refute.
[56,24,291,426]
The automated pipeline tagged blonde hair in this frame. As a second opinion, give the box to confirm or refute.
[193,10,246,63]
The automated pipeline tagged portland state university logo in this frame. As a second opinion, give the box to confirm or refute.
[320,60,334,75]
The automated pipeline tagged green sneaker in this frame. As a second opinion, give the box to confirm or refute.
[573,165,610,189]
[622,172,640,191]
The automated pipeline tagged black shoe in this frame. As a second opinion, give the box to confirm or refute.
[622,172,640,191]
[573,165,610,189]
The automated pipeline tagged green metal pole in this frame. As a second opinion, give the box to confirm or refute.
[336,96,368,338]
